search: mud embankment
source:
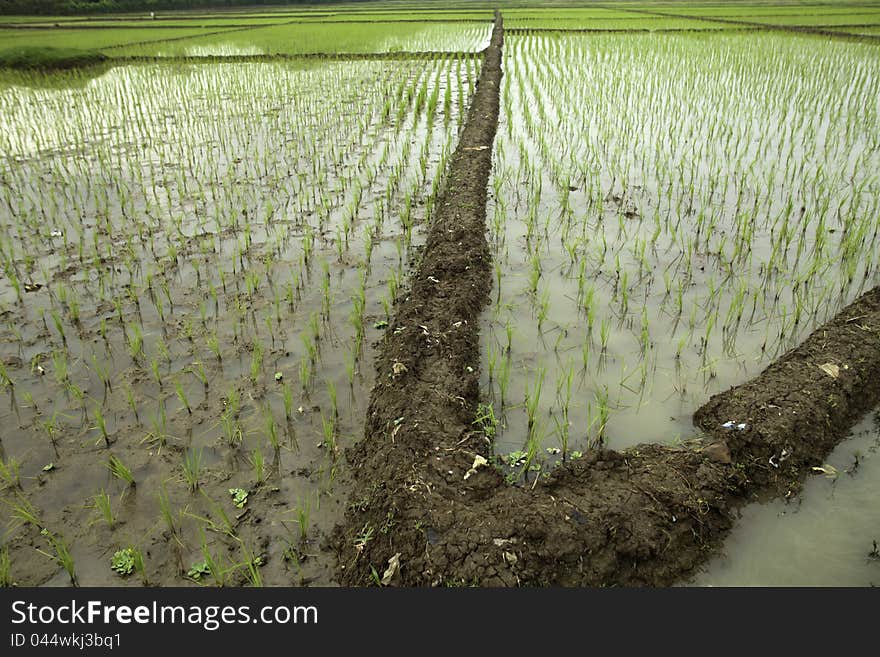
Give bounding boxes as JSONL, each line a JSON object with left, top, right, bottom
{"left": 335, "top": 8, "right": 880, "bottom": 586}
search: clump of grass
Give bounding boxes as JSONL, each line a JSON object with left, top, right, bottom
{"left": 0, "top": 545, "right": 12, "bottom": 586}
{"left": 107, "top": 454, "right": 135, "bottom": 489}
{"left": 88, "top": 489, "right": 115, "bottom": 529}
{"left": 0, "top": 457, "right": 22, "bottom": 490}
{"left": 181, "top": 448, "right": 203, "bottom": 492}
{"left": 37, "top": 531, "right": 77, "bottom": 586}
{"left": 0, "top": 46, "right": 107, "bottom": 71}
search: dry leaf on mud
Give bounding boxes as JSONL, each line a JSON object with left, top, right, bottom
{"left": 818, "top": 363, "right": 840, "bottom": 378}
{"left": 463, "top": 145, "right": 489, "bottom": 151}
{"left": 381, "top": 553, "right": 402, "bottom": 585}
{"left": 463, "top": 455, "right": 488, "bottom": 480}
{"left": 811, "top": 464, "right": 839, "bottom": 479}
{"left": 392, "top": 361, "right": 407, "bottom": 375}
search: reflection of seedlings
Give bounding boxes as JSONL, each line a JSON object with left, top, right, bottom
{"left": 265, "top": 408, "right": 280, "bottom": 460}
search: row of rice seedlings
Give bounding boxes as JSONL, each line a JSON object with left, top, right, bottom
{"left": 0, "top": 53, "right": 481, "bottom": 583}
{"left": 483, "top": 31, "right": 880, "bottom": 472}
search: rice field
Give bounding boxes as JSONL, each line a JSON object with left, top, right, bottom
{"left": 482, "top": 29, "right": 880, "bottom": 471}
{"left": 0, "top": 42, "right": 480, "bottom": 585}
{"left": 1, "top": 0, "right": 879, "bottom": 588}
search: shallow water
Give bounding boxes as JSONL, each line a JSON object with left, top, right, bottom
{"left": 0, "top": 57, "right": 479, "bottom": 586}
{"left": 691, "top": 411, "right": 880, "bottom": 586}
{"left": 481, "top": 32, "right": 880, "bottom": 468}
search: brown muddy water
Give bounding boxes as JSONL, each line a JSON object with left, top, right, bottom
{"left": 0, "top": 56, "right": 479, "bottom": 586}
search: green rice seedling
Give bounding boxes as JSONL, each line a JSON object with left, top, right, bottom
{"left": 0, "top": 545, "right": 11, "bottom": 587}
{"left": 89, "top": 489, "right": 114, "bottom": 529}
{"left": 7, "top": 494, "right": 42, "bottom": 531}
{"left": 592, "top": 386, "right": 610, "bottom": 447}
{"left": 92, "top": 403, "right": 111, "bottom": 447}
{"left": 237, "top": 539, "right": 264, "bottom": 587}
{"left": 127, "top": 324, "right": 144, "bottom": 364}
{"left": 207, "top": 332, "right": 222, "bottom": 362}
{"left": 0, "top": 457, "right": 21, "bottom": 490}
{"left": 281, "top": 382, "right": 294, "bottom": 422}
{"left": 473, "top": 402, "right": 499, "bottom": 439}
{"left": 186, "top": 491, "right": 236, "bottom": 540}
{"left": 189, "top": 361, "right": 208, "bottom": 391}
{"left": 0, "top": 360, "right": 13, "bottom": 389}
{"left": 37, "top": 531, "right": 77, "bottom": 586}
{"left": 321, "top": 413, "right": 337, "bottom": 457}
{"left": 294, "top": 497, "right": 311, "bottom": 544}
{"left": 157, "top": 484, "right": 181, "bottom": 545}
{"left": 193, "top": 530, "right": 228, "bottom": 587}
{"left": 524, "top": 368, "right": 546, "bottom": 432}
{"left": 250, "top": 447, "right": 265, "bottom": 485}
{"left": 221, "top": 410, "right": 242, "bottom": 449}
{"left": 174, "top": 380, "right": 192, "bottom": 415}
{"left": 150, "top": 357, "right": 162, "bottom": 388}
{"left": 181, "top": 448, "right": 203, "bottom": 492}
{"left": 107, "top": 454, "right": 135, "bottom": 489}
{"left": 50, "top": 309, "right": 66, "bottom": 345}
{"left": 265, "top": 408, "right": 280, "bottom": 460}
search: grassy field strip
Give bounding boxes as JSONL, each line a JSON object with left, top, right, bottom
{"left": 108, "top": 22, "right": 493, "bottom": 57}
{"left": 0, "top": 26, "right": 245, "bottom": 52}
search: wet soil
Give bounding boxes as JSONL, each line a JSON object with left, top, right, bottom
{"left": 335, "top": 10, "right": 880, "bottom": 586}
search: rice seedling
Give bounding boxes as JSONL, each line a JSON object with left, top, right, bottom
{"left": 107, "top": 454, "right": 135, "bottom": 489}
{"left": 0, "top": 457, "right": 21, "bottom": 490}
{"left": 37, "top": 531, "right": 77, "bottom": 586}
{"left": 157, "top": 483, "right": 181, "bottom": 545}
{"left": 181, "top": 448, "right": 203, "bottom": 492}
{"left": 88, "top": 489, "right": 115, "bottom": 529}
{"left": 0, "top": 546, "right": 12, "bottom": 587}
{"left": 6, "top": 494, "right": 42, "bottom": 532}
{"left": 250, "top": 447, "right": 265, "bottom": 485}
